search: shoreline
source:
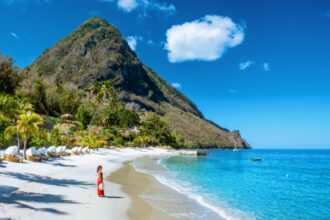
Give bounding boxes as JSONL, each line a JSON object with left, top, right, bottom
{"left": 0, "top": 147, "right": 172, "bottom": 220}
{"left": 112, "top": 155, "right": 223, "bottom": 220}
{"left": 109, "top": 161, "right": 175, "bottom": 220}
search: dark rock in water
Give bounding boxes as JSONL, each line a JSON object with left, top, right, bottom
{"left": 25, "top": 17, "right": 251, "bottom": 149}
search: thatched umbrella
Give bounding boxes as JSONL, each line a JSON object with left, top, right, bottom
{"left": 61, "top": 114, "right": 73, "bottom": 120}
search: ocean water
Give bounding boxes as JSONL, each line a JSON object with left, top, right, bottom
{"left": 135, "top": 149, "right": 330, "bottom": 220}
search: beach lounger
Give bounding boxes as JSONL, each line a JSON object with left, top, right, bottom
{"left": 26, "top": 147, "right": 43, "bottom": 162}
{"left": 41, "top": 155, "right": 49, "bottom": 160}
{"left": 4, "top": 154, "right": 22, "bottom": 163}
{"left": 82, "top": 147, "right": 90, "bottom": 154}
{"left": 56, "top": 152, "right": 67, "bottom": 157}
{"left": 27, "top": 155, "right": 42, "bottom": 162}
{"left": 71, "top": 147, "right": 81, "bottom": 155}
{"left": 71, "top": 151, "right": 80, "bottom": 155}
{"left": 37, "top": 148, "right": 49, "bottom": 160}
{"left": 47, "top": 152, "right": 58, "bottom": 158}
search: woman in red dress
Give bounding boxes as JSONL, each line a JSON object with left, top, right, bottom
{"left": 97, "top": 165, "right": 105, "bottom": 197}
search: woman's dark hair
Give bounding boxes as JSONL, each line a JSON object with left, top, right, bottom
{"left": 97, "top": 165, "right": 102, "bottom": 173}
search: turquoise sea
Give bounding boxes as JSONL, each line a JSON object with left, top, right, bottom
{"left": 138, "top": 149, "right": 330, "bottom": 220}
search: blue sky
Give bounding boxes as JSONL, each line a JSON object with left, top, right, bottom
{"left": 1, "top": 0, "right": 330, "bottom": 148}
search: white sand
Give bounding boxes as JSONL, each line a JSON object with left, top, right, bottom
{"left": 0, "top": 147, "right": 171, "bottom": 220}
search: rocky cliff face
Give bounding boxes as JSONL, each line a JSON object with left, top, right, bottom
{"left": 26, "top": 17, "right": 250, "bottom": 149}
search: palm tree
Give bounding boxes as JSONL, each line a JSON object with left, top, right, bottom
{"left": 16, "top": 98, "right": 33, "bottom": 113}
{"left": 0, "top": 95, "right": 33, "bottom": 149}
{"left": 0, "top": 95, "right": 18, "bottom": 120}
{"left": 89, "top": 80, "right": 116, "bottom": 105}
{"left": 5, "top": 111, "right": 43, "bottom": 159}
{"left": 100, "top": 81, "right": 116, "bottom": 100}
{"left": 134, "top": 135, "right": 151, "bottom": 147}
{"left": 88, "top": 81, "right": 101, "bottom": 95}
{"left": 95, "top": 93, "right": 104, "bottom": 105}
{"left": 76, "top": 134, "right": 107, "bottom": 149}
{"left": 0, "top": 95, "right": 21, "bottom": 148}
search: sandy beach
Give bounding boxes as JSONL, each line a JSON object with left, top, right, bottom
{"left": 0, "top": 148, "right": 172, "bottom": 220}
{"left": 110, "top": 161, "right": 175, "bottom": 220}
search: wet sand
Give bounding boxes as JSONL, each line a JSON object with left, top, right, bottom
{"left": 109, "top": 161, "right": 174, "bottom": 220}
{"left": 109, "top": 156, "right": 221, "bottom": 220}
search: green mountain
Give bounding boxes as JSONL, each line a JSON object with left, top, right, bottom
{"left": 26, "top": 17, "right": 250, "bottom": 149}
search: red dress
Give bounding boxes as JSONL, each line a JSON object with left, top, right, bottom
{"left": 97, "top": 171, "right": 105, "bottom": 197}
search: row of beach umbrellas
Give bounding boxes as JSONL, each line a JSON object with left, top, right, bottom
{"left": 1, "top": 145, "right": 91, "bottom": 162}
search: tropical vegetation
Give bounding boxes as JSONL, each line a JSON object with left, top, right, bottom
{"left": 0, "top": 54, "right": 181, "bottom": 150}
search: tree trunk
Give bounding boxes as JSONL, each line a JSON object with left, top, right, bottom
{"left": 17, "top": 133, "right": 21, "bottom": 150}
{"left": 23, "top": 138, "right": 28, "bottom": 160}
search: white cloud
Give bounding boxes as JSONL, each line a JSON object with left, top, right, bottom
{"left": 126, "top": 35, "right": 142, "bottom": 51}
{"left": 117, "top": 0, "right": 137, "bottom": 12}
{"left": 171, "top": 82, "right": 181, "bottom": 89}
{"left": 126, "top": 36, "right": 138, "bottom": 51}
{"left": 228, "top": 89, "right": 236, "bottom": 93}
{"left": 263, "top": 62, "right": 270, "bottom": 71}
{"left": 100, "top": 0, "right": 176, "bottom": 15}
{"left": 140, "top": 0, "right": 175, "bottom": 15}
{"left": 239, "top": 60, "right": 254, "bottom": 70}
{"left": 165, "top": 15, "right": 245, "bottom": 63}
{"left": 10, "top": 32, "right": 20, "bottom": 40}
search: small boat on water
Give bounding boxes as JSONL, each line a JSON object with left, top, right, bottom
{"left": 233, "top": 148, "right": 239, "bottom": 152}
{"left": 250, "top": 157, "right": 262, "bottom": 162}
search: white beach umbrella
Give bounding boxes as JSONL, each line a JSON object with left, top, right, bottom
{"left": 48, "top": 146, "right": 57, "bottom": 153}
{"left": 26, "top": 147, "right": 40, "bottom": 156}
{"left": 56, "top": 146, "right": 61, "bottom": 153}
{"left": 5, "top": 146, "right": 19, "bottom": 156}
{"left": 38, "top": 147, "right": 47, "bottom": 155}
{"left": 56, "top": 146, "right": 66, "bottom": 153}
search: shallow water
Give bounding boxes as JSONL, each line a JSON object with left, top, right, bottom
{"left": 135, "top": 149, "right": 330, "bottom": 220}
